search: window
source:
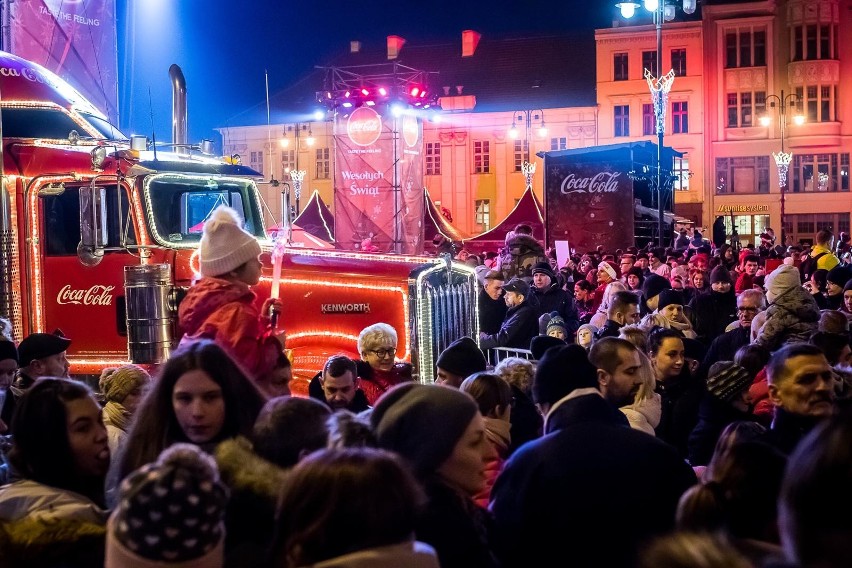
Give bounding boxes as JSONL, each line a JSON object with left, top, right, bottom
{"left": 473, "top": 140, "right": 490, "bottom": 173}
{"left": 785, "top": 213, "right": 850, "bottom": 245}
{"left": 426, "top": 142, "right": 441, "bottom": 175}
{"left": 725, "top": 27, "right": 767, "bottom": 68}
{"left": 721, "top": 214, "right": 770, "bottom": 248}
{"left": 315, "top": 148, "right": 329, "bottom": 179}
{"left": 475, "top": 200, "right": 491, "bottom": 231}
{"left": 796, "top": 84, "right": 834, "bottom": 122}
{"left": 614, "top": 53, "right": 629, "bottom": 81}
{"left": 642, "top": 51, "right": 657, "bottom": 77}
{"left": 250, "top": 151, "right": 264, "bottom": 174}
{"left": 715, "top": 156, "right": 770, "bottom": 194}
{"left": 281, "top": 149, "right": 295, "bottom": 174}
{"left": 726, "top": 91, "right": 765, "bottom": 127}
{"left": 642, "top": 104, "right": 654, "bottom": 136}
{"left": 673, "top": 157, "right": 690, "bottom": 191}
{"left": 43, "top": 185, "right": 137, "bottom": 255}
{"left": 614, "top": 105, "right": 630, "bottom": 137}
{"left": 550, "top": 137, "right": 567, "bottom": 150}
{"left": 672, "top": 101, "right": 688, "bottom": 134}
{"left": 671, "top": 49, "right": 686, "bottom": 76}
{"left": 793, "top": 24, "right": 836, "bottom": 61}
{"left": 792, "top": 153, "right": 850, "bottom": 192}
{"left": 513, "top": 140, "right": 529, "bottom": 172}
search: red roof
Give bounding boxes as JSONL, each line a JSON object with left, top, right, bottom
{"left": 463, "top": 185, "right": 544, "bottom": 254}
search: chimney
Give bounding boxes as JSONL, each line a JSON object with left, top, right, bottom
{"left": 387, "top": 35, "right": 406, "bottom": 60}
{"left": 462, "top": 30, "right": 481, "bottom": 57}
{"left": 350, "top": 41, "right": 361, "bottom": 53}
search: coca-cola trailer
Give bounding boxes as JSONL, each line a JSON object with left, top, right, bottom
{"left": 0, "top": 51, "right": 478, "bottom": 388}
{"left": 541, "top": 141, "right": 683, "bottom": 251}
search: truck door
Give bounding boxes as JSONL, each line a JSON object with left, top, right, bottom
{"left": 37, "top": 185, "right": 139, "bottom": 361}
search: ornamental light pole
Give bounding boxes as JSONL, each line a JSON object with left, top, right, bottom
{"left": 280, "top": 123, "right": 315, "bottom": 215}
{"left": 759, "top": 91, "right": 803, "bottom": 246}
{"left": 508, "top": 109, "right": 547, "bottom": 199}
{"left": 616, "top": 0, "right": 696, "bottom": 246}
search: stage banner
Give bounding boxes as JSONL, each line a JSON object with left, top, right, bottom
{"left": 398, "top": 114, "right": 424, "bottom": 254}
{"left": 334, "top": 107, "right": 424, "bottom": 253}
{"left": 544, "top": 159, "right": 635, "bottom": 254}
{"left": 9, "top": 0, "right": 118, "bottom": 124}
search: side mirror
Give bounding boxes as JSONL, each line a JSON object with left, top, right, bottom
{"left": 78, "top": 184, "right": 107, "bottom": 266}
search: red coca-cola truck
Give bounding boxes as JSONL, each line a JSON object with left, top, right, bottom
{"left": 0, "top": 51, "right": 478, "bottom": 389}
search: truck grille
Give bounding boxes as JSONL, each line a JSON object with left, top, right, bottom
{"left": 411, "top": 261, "right": 479, "bottom": 383}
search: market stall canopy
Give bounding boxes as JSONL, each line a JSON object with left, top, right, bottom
{"left": 292, "top": 190, "right": 335, "bottom": 243}
{"left": 462, "top": 185, "right": 544, "bottom": 255}
{"left": 423, "top": 188, "right": 470, "bottom": 245}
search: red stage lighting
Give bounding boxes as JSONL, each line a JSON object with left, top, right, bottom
{"left": 361, "top": 88, "right": 369, "bottom": 96}
{"left": 409, "top": 86, "right": 420, "bottom": 97}
{"left": 419, "top": 90, "right": 427, "bottom": 98}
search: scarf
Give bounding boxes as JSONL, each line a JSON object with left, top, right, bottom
{"left": 103, "top": 400, "right": 131, "bottom": 433}
{"left": 483, "top": 416, "right": 511, "bottom": 455}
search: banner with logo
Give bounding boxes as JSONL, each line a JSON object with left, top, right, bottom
{"left": 9, "top": 0, "right": 119, "bottom": 124}
{"left": 544, "top": 158, "right": 635, "bottom": 253}
{"left": 334, "top": 107, "right": 424, "bottom": 254}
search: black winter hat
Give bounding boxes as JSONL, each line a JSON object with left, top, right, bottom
{"left": 530, "top": 335, "right": 566, "bottom": 360}
{"left": 532, "top": 344, "right": 598, "bottom": 407}
{"left": 827, "top": 264, "right": 852, "bottom": 288}
{"left": 682, "top": 337, "right": 706, "bottom": 362}
{"left": 532, "top": 261, "right": 556, "bottom": 281}
{"left": 435, "top": 337, "right": 487, "bottom": 379}
{"left": 657, "top": 289, "right": 685, "bottom": 311}
{"left": 706, "top": 361, "right": 752, "bottom": 403}
{"left": 17, "top": 331, "right": 71, "bottom": 367}
{"left": 0, "top": 341, "right": 17, "bottom": 364}
{"left": 503, "top": 277, "right": 530, "bottom": 297}
{"left": 710, "top": 265, "right": 733, "bottom": 284}
{"left": 642, "top": 274, "right": 671, "bottom": 301}
{"left": 374, "top": 384, "right": 479, "bottom": 476}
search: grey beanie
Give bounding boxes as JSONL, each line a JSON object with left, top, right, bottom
{"left": 374, "top": 384, "right": 479, "bottom": 477}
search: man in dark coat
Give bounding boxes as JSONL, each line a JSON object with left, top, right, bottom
{"left": 308, "top": 355, "right": 371, "bottom": 412}
{"left": 530, "top": 262, "right": 579, "bottom": 336}
{"left": 700, "top": 289, "right": 765, "bottom": 374}
{"left": 594, "top": 291, "right": 640, "bottom": 340}
{"left": 478, "top": 270, "right": 507, "bottom": 335}
{"left": 762, "top": 343, "right": 835, "bottom": 455}
{"left": 689, "top": 265, "right": 737, "bottom": 346}
{"left": 490, "top": 344, "right": 696, "bottom": 568}
{"left": 479, "top": 278, "right": 539, "bottom": 351}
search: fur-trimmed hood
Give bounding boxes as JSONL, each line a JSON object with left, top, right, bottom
{"left": 214, "top": 437, "right": 289, "bottom": 501}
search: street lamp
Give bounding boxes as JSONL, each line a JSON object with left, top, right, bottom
{"left": 616, "top": 0, "right": 696, "bottom": 247}
{"left": 280, "top": 123, "right": 315, "bottom": 214}
{"left": 759, "top": 90, "right": 803, "bottom": 246}
{"left": 507, "top": 109, "right": 547, "bottom": 164}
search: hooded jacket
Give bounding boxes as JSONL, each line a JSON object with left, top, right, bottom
{"left": 496, "top": 233, "right": 547, "bottom": 281}
{"left": 754, "top": 265, "right": 820, "bottom": 351}
{"left": 490, "top": 390, "right": 696, "bottom": 568}
{"left": 178, "top": 277, "right": 282, "bottom": 390}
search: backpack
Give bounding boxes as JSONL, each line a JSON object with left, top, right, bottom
{"left": 799, "top": 251, "right": 828, "bottom": 283}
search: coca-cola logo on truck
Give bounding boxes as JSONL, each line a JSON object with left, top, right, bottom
{"left": 57, "top": 285, "right": 115, "bottom": 306}
{"left": 560, "top": 171, "right": 622, "bottom": 195}
{"left": 347, "top": 107, "right": 383, "bottom": 146}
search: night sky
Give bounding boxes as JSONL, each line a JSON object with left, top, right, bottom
{"left": 117, "top": 0, "right": 612, "bottom": 146}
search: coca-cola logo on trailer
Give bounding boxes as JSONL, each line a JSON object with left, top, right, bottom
{"left": 347, "top": 107, "right": 383, "bottom": 146}
{"left": 57, "top": 285, "right": 115, "bottom": 306}
{"left": 560, "top": 171, "right": 622, "bottom": 195}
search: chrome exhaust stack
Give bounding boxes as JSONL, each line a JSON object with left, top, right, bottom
{"left": 169, "top": 64, "right": 188, "bottom": 155}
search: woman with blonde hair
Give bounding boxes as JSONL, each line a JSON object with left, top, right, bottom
{"left": 355, "top": 323, "right": 413, "bottom": 406}
{"left": 653, "top": 290, "right": 697, "bottom": 339}
{"left": 494, "top": 357, "right": 541, "bottom": 453}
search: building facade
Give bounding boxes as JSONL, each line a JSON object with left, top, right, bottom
{"left": 220, "top": 0, "right": 851, "bottom": 248}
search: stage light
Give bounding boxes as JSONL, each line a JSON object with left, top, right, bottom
{"left": 361, "top": 88, "right": 370, "bottom": 96}
{"left": 419, "top": 90, "right": 427, "bottom": 98}
{"left": 409, "top": 86, "right": 420, "bottom": 97}
{"left": 325, "top": 91, "right": 332, "bottom": 99}
{"left": 313, "top": 109, "right": 325, "bottom": 120}
{"left": 391, "top": 104, "right": 404, "bottom": 117}
{"left": 378, "top": 87, "right": 388, "bottom": 96}
{"left": 342, "top": 101, "right": 353, "bottom": 108}
{"left": 344, "top": 90, "right": 351, "bottom": 98}
{"left": 366, "top": 100, "right": 376, "bottom": 106}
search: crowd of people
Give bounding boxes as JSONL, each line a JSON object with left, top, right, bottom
{"left": 0, "top": 210, "right": 851, "bottom": 567}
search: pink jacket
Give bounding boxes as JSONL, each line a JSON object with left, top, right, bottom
{"left": 178, "top": 277, "right": 281, "bottom": 390}
{"left": 474, "top": 417, "right": 510, "bottom": 508}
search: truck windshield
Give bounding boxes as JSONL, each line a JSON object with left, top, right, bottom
{"left": 145, "top": 174, "right": 265, "bottom": 247}
{"left": 80, "top": 112, "right": 128, "bottom": 141}
{"left": 1, "top": 107, "right": 85, "bottom": 139}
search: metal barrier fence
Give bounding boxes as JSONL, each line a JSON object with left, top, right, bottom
{"left": 488, "top": 347, "right": 535, "bottom": 367}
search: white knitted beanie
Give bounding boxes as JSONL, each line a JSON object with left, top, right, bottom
{"left": 199, "top": 206, "right": 262, "bottom": 277}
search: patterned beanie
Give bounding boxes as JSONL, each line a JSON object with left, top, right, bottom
{"left": 199, "top": 205, "right": 262, "bottom": 277}
{"left": 706, "top": 361, "right": 752, "bottom": 403}
{"left": 546, "top": 314, "right": 568, "bottom": 337}
{"left": 106, "top": 444, "right": 229, "bottom": 568}
{"left": 99, "top": 365, "right": 151, "bottom": 403}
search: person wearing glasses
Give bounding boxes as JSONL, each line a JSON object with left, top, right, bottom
{"left": 699, "top": 289, "right": 766, "bottom": 380}
{"left": 355, "top": 323, "right": 413, "bottom": 406}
